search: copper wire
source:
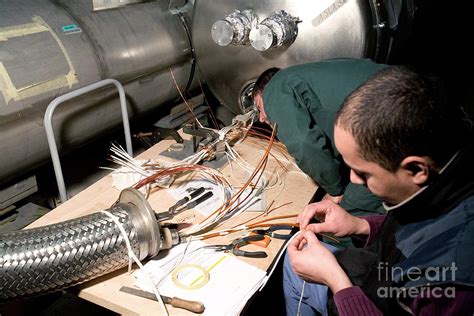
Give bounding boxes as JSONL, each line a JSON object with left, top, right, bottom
{"left": 232, "top": 201, "right": 293, "bottom": 228}
{"left": 195, "top": 124, "right": 277, "bottom": 228}
{"left": 169, "top": 67, "right": 203, "bottom": 128}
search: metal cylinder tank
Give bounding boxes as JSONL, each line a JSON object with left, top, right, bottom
{"left": 192, "top": 0, "right": 402, "bottom": 114}
{"left": 0, "top": 0, "right": 195, "bottom": 185}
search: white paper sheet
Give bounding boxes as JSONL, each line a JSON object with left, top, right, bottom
{"left": 135, "top": 241, "right": 267, "bottom": 315}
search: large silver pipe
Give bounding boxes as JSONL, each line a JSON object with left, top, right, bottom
{"left": 0, "top": 0, "right": 195, "bottom": 185}
{"left": 0, "top": 189, "right": 162, "bottom": 301}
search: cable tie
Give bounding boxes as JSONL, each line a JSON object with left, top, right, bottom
{"left": 100, "top": 210, "right": 168, "bottom": 316}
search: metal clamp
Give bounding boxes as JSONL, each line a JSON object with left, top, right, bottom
{"left": 183, "top": 123, "right": 224, "bottom": 157}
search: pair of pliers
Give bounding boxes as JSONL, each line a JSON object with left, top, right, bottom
{"left": 253, "top": 225, "right": 296, "bottom": 240}
{"left": 202, "top": 235, "right": 268, "bottom": 258}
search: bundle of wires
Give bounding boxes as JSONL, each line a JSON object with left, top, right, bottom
{"left": 180, "top": 124, "right": 278, "bottom": 237}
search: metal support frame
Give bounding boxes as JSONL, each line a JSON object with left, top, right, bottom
{"left": 44, "top": 79, "right": 133, "bottom": 203}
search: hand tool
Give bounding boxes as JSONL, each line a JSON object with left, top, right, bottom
{"left": 253, "top": 225, "right": 296, "bottom": 240}
{"left": 168, "top": 187, "right": 206, "bottom": 214}
{"left": 119, "top": 286, "right": 205, "bottom": 314}
{"left": 170, "top": 191, "right": 214, "bottom": 215}
{"left": 202, "top": 235, "right": 268, "bottom": 258}
{"left": 155, "top": 190, "right": 214, "bottom": 221}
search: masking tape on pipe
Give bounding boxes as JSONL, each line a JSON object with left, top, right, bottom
{"left": 0, "top": 22, "right": 48, "bottom": 41}
{"left": 0, "top": 16, "right": 77, "bottom": 105}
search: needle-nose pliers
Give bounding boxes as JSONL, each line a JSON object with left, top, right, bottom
{"left": 202, "top": 235, "right": 268, "bottom": 258}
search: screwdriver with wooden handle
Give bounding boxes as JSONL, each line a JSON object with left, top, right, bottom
{"left": 119, "top": 286, "right": 205, "bottom": 314}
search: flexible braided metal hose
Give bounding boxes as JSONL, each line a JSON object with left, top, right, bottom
{"left": 0, "top": 189, "right": 161, "bottom": 301}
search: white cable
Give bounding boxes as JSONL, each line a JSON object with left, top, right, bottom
{"left": 297, "top": 281, "right": 306, "bottom": 316}
{"left": 225, "top": 144, "right": 255, "bottom": 174}
{"left": 259, "top": 231, "right": 302, "bottom": 291}
{"left": 157, "top": 236, "right": 196, "bottom": 286}
{"left": 108, "top": 145, "right": 175, "bottom": 187}
{"left": 100, "top": 210, "right": 168, "bottom": 316}
{"left": 225, "top": 144, "right": 271, "bottom": 192}
{"left": 225, "top": 143, "right": 282, "bottom": 193}
{"left": 257, "top": 230, "right": 306, "bottom": 315}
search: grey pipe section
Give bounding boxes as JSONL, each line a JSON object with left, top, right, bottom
{"left": 0, "top": 188, "right": 161, "bottom": 301}
{"left": 44, "top": 79, "right": 132, "bottom": 203}
{"left": 0, "top": 0, "right": 195, "bottom": 185}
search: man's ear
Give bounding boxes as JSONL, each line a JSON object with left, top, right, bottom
{"left": 400, "top": 156, "right": 432, "bottom": 185}
{"left": 255, "top": 94, "right": 263, "bottom": 107}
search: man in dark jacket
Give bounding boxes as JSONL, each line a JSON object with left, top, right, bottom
{"left": 253, "top": 58, "right": 386, "bottom": 217}
{"left": 284, "top": 66, "right": 474, "bottom": 315}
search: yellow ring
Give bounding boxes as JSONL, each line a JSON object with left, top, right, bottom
{"left": 171, "top": 264, "right": 210, "bottom": 290}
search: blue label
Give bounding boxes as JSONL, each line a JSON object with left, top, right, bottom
{"left": 61, "top": 24, "right": 82, "bottom": 35}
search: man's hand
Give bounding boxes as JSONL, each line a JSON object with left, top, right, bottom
{"left": 322, "top": 193, "right": 343, "bottom": 204}
{"left": 298, "top": 200, "right": 370, "bottom": 237}
{"left": 288, "top": 230, "right": 352, "bottom": 293}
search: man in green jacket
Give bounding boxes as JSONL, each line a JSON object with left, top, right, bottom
{"left": 252, "top": 58, "right": 386, "bottom": 217}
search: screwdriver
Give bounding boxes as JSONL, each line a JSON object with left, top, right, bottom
{"left": 119, "top": 286, "right": 205, "bottom": 313}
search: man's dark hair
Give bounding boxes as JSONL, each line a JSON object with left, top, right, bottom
{"left": 252, "top": 67, "right": 281, "bottom": 99}
{"left": 335, "top": 66, "right": 471, "bottom": 172}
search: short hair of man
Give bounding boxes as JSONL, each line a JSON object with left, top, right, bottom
{"left": 252, "top": 67, "right": 281, "bottom": 99}
{"left": 335, "top": 66, "right": 471, "bottom": 172}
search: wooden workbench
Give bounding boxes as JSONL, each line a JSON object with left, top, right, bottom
{"left": 28, "top": 133, "right": 317, "bottom": 315}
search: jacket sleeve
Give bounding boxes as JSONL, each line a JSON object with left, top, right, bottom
{"left": 409, "top": 286, "right": 474, "bottom": 315}
{"left": 334, "top": 284, "right": 474, "bottom": 315}
{"left": 351, "top": 215, "right": 386, "bottom": 247}
{"left": 265, "top": 77, "right": 344, "bottom": 195}
{"left": 334, "top": 286, "right": 383, "bottom": 316}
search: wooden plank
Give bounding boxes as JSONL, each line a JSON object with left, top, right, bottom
{"left": 27, "top": 132, "right": 317, "bottom": 315}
